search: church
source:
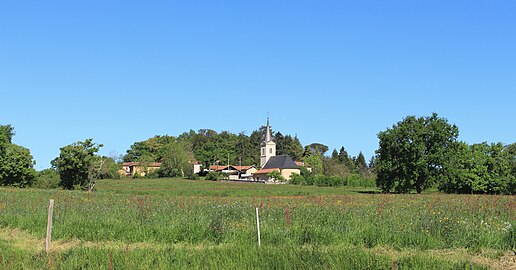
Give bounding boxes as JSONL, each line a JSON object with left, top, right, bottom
{"left": 253, "top": 118, "right": 301, "bottom": 181}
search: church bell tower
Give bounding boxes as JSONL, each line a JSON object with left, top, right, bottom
{"left": 260, "top": 117, "right": 276, "bottom": 168}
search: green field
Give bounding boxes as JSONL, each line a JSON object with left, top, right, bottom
{"left": 1, "top": 178, "right": 515, "bottom": 269}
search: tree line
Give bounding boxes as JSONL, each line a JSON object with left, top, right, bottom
{"left": 1, "top": 113, "right": 514, "bottom": 194}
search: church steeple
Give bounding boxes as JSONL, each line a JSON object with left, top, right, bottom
{"left": 260, "top": 116, "right": 276, "bottom": 168}
{"left": 265, "top": 116, "right": 271, "bottom": 142}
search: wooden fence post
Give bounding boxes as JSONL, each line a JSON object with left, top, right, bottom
{"left": 256, "top": 207, "right": 261, "bottom": 248}
{"left": 45, "top": 199, "right": 54, "bottom": 253}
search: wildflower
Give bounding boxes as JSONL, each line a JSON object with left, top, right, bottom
{"left": 502, "top": 221, "right": 512, "bottom": 232}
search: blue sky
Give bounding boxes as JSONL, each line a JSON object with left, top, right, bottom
{"left": 1, "top": 1, "right": 515, "bottom": 170}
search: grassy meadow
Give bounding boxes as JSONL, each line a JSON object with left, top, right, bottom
{"left": 0, "top": 178, "right": 515, "bottom": 269}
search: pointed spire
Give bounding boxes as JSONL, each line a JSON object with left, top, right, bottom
{"left": 265, "top": 115, "right": 271, "bottom": 142}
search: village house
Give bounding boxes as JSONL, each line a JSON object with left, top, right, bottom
{"left": 122, "top": 160, "right": 202, "bottom": 177}
{"left": 121, "top": 162, "right": 162, "bottom": 177}
{"left": 209, "top": 165, "right": 258, "bottom": 180}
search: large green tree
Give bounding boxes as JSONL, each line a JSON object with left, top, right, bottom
{"left": 123, "top": 135, "right": 176, "bottom": 162}
{"left": 440, "top": 142, "right": 515, "bottom": 194}
{"left": 52, "top": 139, "right": 103, "bottom": 190}
{"left": 0, "top": 144, "right": 36, "bottom": 187}
{"left": 304, "top": 143, "right": 329, "bottom": 156}
{"left": 0, "top": 124, "right": 36, "bottom": 187}
{"left": 159, "top": 141, "right": 195, "bottom": 178}
{"left": 354, "top": 151, "right": 368, "bottom": 177}
{"left": 338, "top": 146, "right": 355, "bottom": 171}
{"left": 376, "top": 113, "right": 459, "bottom": 193}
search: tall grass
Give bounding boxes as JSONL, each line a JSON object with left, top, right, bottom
{"left": 0, "top": 178, "right": 514, "bottom": 269}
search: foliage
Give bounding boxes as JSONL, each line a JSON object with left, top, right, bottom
{"left": 94, "top": 157, "right": 121, "bottom": 179}
{"left": 302, "top": 154, "right": 323, "bottom": 175}
{"left": 33, "top": 168, "right": 60, "bottom": 189}
{"left": 267, "top": 170, "right": 285, "bottom": 181}
{"left": 275, "top": 134, "right": 304, "bottom": 161}
{"left": 51, "top": 138, "right": 103, "bottom": 190}
{"left": 0, "top": 124, "right": 14, "bottom": 147}
{"left": 507, "top": 142, "right": 516, "bottom": 178}
{"left": 0, "top": 124, "right": 36, "bottom": 187}
{"left": 304, "top": 143, "right": 329, "bottom": 156}
{"left": 338, "top": 146, "right": 355, "bottom": 171}
{"left": 354, "top": 151, "right": 368, "bottom": 177}
{"left": 124, "top": 126, "right": 305, "bottom": 171}
{"left": 440, "top": 142, "right": 515, "bottom": 194}
{"left": 0, "top": 144, "right": 36, "bottom": 187}
{"left": 290, "top": 173, "right": 376, "bottom": 188}
{"left": 123, "top": 135, "right": 176, "bottom": 162}
{"left": 289, "top": 173, "right": 305, "bottom": 185}
{"left": 159, "top": 141, "right": 194, "bottom": 178}
{"left": 205, "top": 172, "right": 227, "bottom": 181}
{"left": 376, "top": 113, "right": 459, "bottom": 193}
{"left": 323, "top": 158, "right": 352, "bottom": 178}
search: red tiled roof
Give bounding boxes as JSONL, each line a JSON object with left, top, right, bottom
{"left": 233, "top": 165, "right": 254, "bottom": 171}
{"left": 209, "top": 165, "right": 227, "bottom": 171}
{"left": 253, "top": 168, "right": 280, "bottom": 175}
{"left": 295, "top": 161, "right": 311, "bottom": 167}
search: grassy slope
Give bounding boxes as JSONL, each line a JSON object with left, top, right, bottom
{"left": 95, "top": 178, "right": 379, "bottom": 196}
{"left": 0, "top": 178, "right": 514, "bottom": 269}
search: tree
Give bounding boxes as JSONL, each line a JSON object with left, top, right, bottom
{"left": 375, "top": 113, "right": 459, "bottom": 193}
{"left": 236, "top": 132, "right": 256, "bottom": 166}
{"left": 123, "top": 135, "right": 176, "bottom": 162}
{"left": 267, "top": 170, "right": 285, "bottom": 181}
{"left": 0, "top": 124, "right": 14, "bottom": 147}
{"left": 0, "top": 144, "right": 36, "bottom": 187}
{"left": 281, "top": 135, "right": 304, "bottom": 161}
{"left": 338, "top": 146, "right": 354, "bottom": 171}
{"left": 159, "top": 141, "right": 194, "bottom": 178}
{"left": 354, "top": 151, "right": 368, "bottom": 177}
{"left": 331, "top": 149, "right": 339, "bottom": 160}
{"left": 0, "top": 124, "right": 36, "bottom": 187}
{"left": 303, "top": 154, "right": 324, "bottom": 175}
{"left": 95, "top": 156, "right": 121, "bottom": 179}
{"left": 305, "top": 143, "right": 329, "bottom": 156}
{"left": 274, "top": 132, "right": 285, "bottom": 155}
{"left": 440, "top": 142, "right": 515, "bottom": 194}
{"left": 51, "top": 139, "right": 103, "bottom": 190}
{"left": 507, "top": 142, "right": 516, "bottom": 178}
{"left": 33, "top": 168, "right": 60, "bottom": 189}
{"left": 323, "top": 157, "right": 352, "bottom": 178}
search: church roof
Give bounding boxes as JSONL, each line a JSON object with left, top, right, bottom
{"left": 262, "top": 155, "right": 300, "bottom": 170}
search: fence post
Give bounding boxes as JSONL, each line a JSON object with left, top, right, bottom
{"left": 256, "top": 207, "right": 261, "bottom": 248}
{"left": 45, "top": 199, "right": 54, "bottom": 253}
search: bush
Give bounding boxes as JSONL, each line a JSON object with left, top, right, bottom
{"left": 145, "top": 170, "right": 160, "bottom": 179}
{"left": 33, "top": 169, "right": 60, "bottom": 189}
{"left": 289, "top": 173, "right": 376, "bottom": 188}
{"left": 267, "top": 170, "right": 285, "bottom": 181}
{"left": 206, "top": 172, "right": 220, "bottom": 181}
{"left": 346, "top": 174, "right": 376, "bottom": 187}
{"left": 188, "top": 174, "right": 200, "bottom": 180}
{"left": 289, "top": 173, "right": 305, "bottom": 185}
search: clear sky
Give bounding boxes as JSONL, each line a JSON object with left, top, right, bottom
{"left": 1, "top": 1, "right": 515, "bottom": 170}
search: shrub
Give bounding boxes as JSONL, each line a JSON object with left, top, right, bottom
{"left": 289, "top": 173, "right": 305, "bottom": 185}
{"left": 33, "top": 169, "right": 60, "bottom": 189}
{"left": 267, "top": 170, "right": 285, "bottom": 182}
{"left": 188, "top": 174, "right": 200, "bottom": 180}
{"left": 206, "top": 171, "right": 219, "bottom": 181}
